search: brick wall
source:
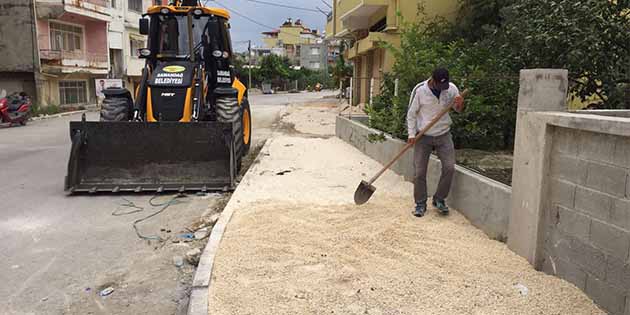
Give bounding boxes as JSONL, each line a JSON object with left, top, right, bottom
{"left": 541, "top": 126, "right": 630, "bottom": 315}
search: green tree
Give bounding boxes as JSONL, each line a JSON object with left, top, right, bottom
{"left": 367, "top": 0, "right": 630, "bottom": 152}
{"left": 453, "top": 0, "right": 509, "bottom": 41}
{"left": 258, "top": 54, "right": 289, "bottom": 86}
{"left": 494, "top": 0, "right": 630, "bottom": 108}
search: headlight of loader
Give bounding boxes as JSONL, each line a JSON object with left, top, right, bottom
{"left": 160, "top": 8, "right": 169, "bottom": 15}
{"left": 138, "top": 48, "right": 151, "bottom": 58}
{"left": 193, "top": 9, "right": 203, "bottom": 16}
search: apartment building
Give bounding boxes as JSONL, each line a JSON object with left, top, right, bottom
{"left": 262, "top": 18, "right": 323, "bottom": 65}
{"left": 0, "top": 0, "right": 152, "bottom": 107}
{"left": 299, "top": 43, "right": 328, "bottom": 71}
{"left": 250, "top": 47, "right": 287, "bottom": 66}
{"left": 326, "top": 0, "right": 459, "bottom": 106}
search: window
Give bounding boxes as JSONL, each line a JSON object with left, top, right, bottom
{"left": 50, "top": 22, "right": 83, "bottom": 52}
{"left": 309, "top": 61, "right": 320, "bottom": 69}
{"left": 130, "top": 37, "right": 144, "bottom": 58}
{"left": 59, "top": 81, "right": 87, "bottom": 105}
{"left": 111, "top": 0, "right": 116, "bottom": 8}
{"left": 311, "top": 47, "right": 320, "bottom": 55}
{"left": 128, "top": 0, "right": 142, "bottom": 12}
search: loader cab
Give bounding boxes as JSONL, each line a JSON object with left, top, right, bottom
{"left": 140, "top": 6, "right": 236, "bottom": 122}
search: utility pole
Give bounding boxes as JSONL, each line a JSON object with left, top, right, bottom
{"left": 248, "top": 40, "right": 252, "bottom": 89}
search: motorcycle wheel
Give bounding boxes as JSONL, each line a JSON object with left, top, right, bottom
{"left": 19, "top": 113, "right": 29, "bottom": 126}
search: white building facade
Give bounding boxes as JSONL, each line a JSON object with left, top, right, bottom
{"left": 108, "top": 0, "right": 151, "bottom": 95}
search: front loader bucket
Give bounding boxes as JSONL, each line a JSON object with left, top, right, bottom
{"left": 65, "top": 121, "right": 237, "bottom": 193}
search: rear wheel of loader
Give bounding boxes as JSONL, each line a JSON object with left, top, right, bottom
{"left": 100, "top": 97, "right": 130, "bottom": 122}
{"left": 241, "top": 99, "right": 252, "bottom": 155}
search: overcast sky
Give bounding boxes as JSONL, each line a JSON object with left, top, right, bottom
{"left": 203, "top": 0, "right": 330, "bottom": 51}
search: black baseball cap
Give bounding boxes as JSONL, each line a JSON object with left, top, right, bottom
{"left": 432, "top": 68, "right": 450, "bottom": 91}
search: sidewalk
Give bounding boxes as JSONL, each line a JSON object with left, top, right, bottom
{"left": 203, "top": 103, "right": 603, "bottom": 315}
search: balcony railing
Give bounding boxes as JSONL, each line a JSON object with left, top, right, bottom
{"left": 86, "top": 53, "right": 108, "bottom": 68}
{"left": 40, "top": 49, "right": 108, "bottom": 69}
{"left": 40, "top": 49, "right": 63, "bottom": 60}
{"left": 65, "top": 0, "right": 109, "bottom": 8}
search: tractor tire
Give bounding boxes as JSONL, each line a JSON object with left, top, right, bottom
{"left": 215, "top": 96, "right": 240, "bottom": 123}
{"left": 216, "top": 96, "right": 243, "bottom": 171}
{"left": 100, "top": 96, "right": 130, "bottom": 122}
{"left": 240, "top": 99, "right": 252, "bottom": 156}
{"left": 233, "top": 100, "right": 252, "bottom": 173}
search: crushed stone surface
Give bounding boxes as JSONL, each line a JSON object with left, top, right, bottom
{"left": 207, "top": 105, "right": 604, "bottom": 315}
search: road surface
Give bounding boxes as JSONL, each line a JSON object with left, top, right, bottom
{"left": 0, "top": 91, "right": 335, "bottom": 315}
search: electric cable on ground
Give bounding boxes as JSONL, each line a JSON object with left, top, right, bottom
{"left": 132, "top": 194, "right": 188, "bottom": 241}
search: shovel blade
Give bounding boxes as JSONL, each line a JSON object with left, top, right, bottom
{"left": 354, "top": 180, "right": 376, "bottom": 205}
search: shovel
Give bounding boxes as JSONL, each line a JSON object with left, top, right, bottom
{"left": 354, "top": 89, "right": 469, "bottom": 205}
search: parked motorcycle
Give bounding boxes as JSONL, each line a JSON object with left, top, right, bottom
{"left": 0, "top": 92, "right": 32, "bottom": 126}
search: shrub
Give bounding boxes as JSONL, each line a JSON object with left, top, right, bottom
{"left": 367, "top": 19, "right": 518, "bottom": 150}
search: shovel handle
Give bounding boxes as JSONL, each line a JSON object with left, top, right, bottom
{"left": 366, "top": 89, "right": 469, "bottom": 185}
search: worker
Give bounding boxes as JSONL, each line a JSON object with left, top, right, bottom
{"left": 406, "top": 67, "right": 465, "bottom": 217}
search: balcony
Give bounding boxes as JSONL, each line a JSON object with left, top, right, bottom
{"left": 339, "top": 0, "right": 388, "bottom": 32}
{"left": 347, "top": 32, "right": 399, "bottom": 60}
{"left": 40, "top": 49, "right": 109, "bottom": 74}
{"left": 36, "top": 0, "right": 111, "bottom": 21}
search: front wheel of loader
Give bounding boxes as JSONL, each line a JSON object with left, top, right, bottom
{"left": 101, "top": 89, "right": 133, "bottom": 122}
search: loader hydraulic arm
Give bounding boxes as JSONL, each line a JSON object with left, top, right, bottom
{"left": 133, "top": 63, "right": 150, "bottom": 121}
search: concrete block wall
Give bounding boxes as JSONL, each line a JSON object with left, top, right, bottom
{"left": 335, "top": 115, "right": 512, "bottom": 241}
{"left": 541, "top": 126, "right": 630, "bottom": 315}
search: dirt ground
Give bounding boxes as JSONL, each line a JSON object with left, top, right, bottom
{"left": 456, "top": 149, "right": 514, "bottom": 186}
{"left": 60, "top": 193, "right": 230, "bottom": 315}
{"left": 207, "top": 104, "right": 604, "bottom": 315}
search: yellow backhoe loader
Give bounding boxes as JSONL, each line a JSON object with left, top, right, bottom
{"left": 65, "top": 0, "right": 252, "bottom": 193}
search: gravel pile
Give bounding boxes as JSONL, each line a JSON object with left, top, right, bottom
{"left": 208, "top": 105, "right": 603, "bottom": 315}
{"left": 210, "top": 198, "right": 603, "bottom": 315}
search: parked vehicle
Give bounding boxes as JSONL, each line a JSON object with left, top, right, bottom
{"left": 262, "top": 83, "right": 274, "bottom": 94}
{"left": 0, "top": 92, "right": 31, "bottom": 126}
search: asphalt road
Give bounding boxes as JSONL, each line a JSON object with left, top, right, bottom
{"left": 0, "top": 91, "right": 334, "bottom": 315}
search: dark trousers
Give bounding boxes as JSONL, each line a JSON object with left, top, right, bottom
{"left": 413, "top": 132, "right": 455, "bottom": 204}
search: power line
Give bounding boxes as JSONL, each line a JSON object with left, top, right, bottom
{"left": 209, "top": 0, "right": 322, "bottom": 41}
{"left": 245, "top": 0, "right": 320, "bottom": 13}
{"left": 209, "top": 0, "right": 278, "bottom": 30}
{"left": 206, "top": 0, "right": 327, "bottom": 48}
{"left": 319, "top": 0, "right": 332, "bottom": 9}
{"left": 315, "top": 6, "right": 330, "bottom": 16}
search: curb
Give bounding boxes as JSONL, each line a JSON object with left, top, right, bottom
{"left": 31, "top": 106, "right": 98, "bottom": 122}
{"left": 187, "top": 140, "right": 272, "bottom": 315}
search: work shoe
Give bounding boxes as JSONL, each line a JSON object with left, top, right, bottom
{"left": 433, "top": 199, "right": 450, "bottom": 215}
{"left": 413, "top": 203, "right": 427, "bottom": 217}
